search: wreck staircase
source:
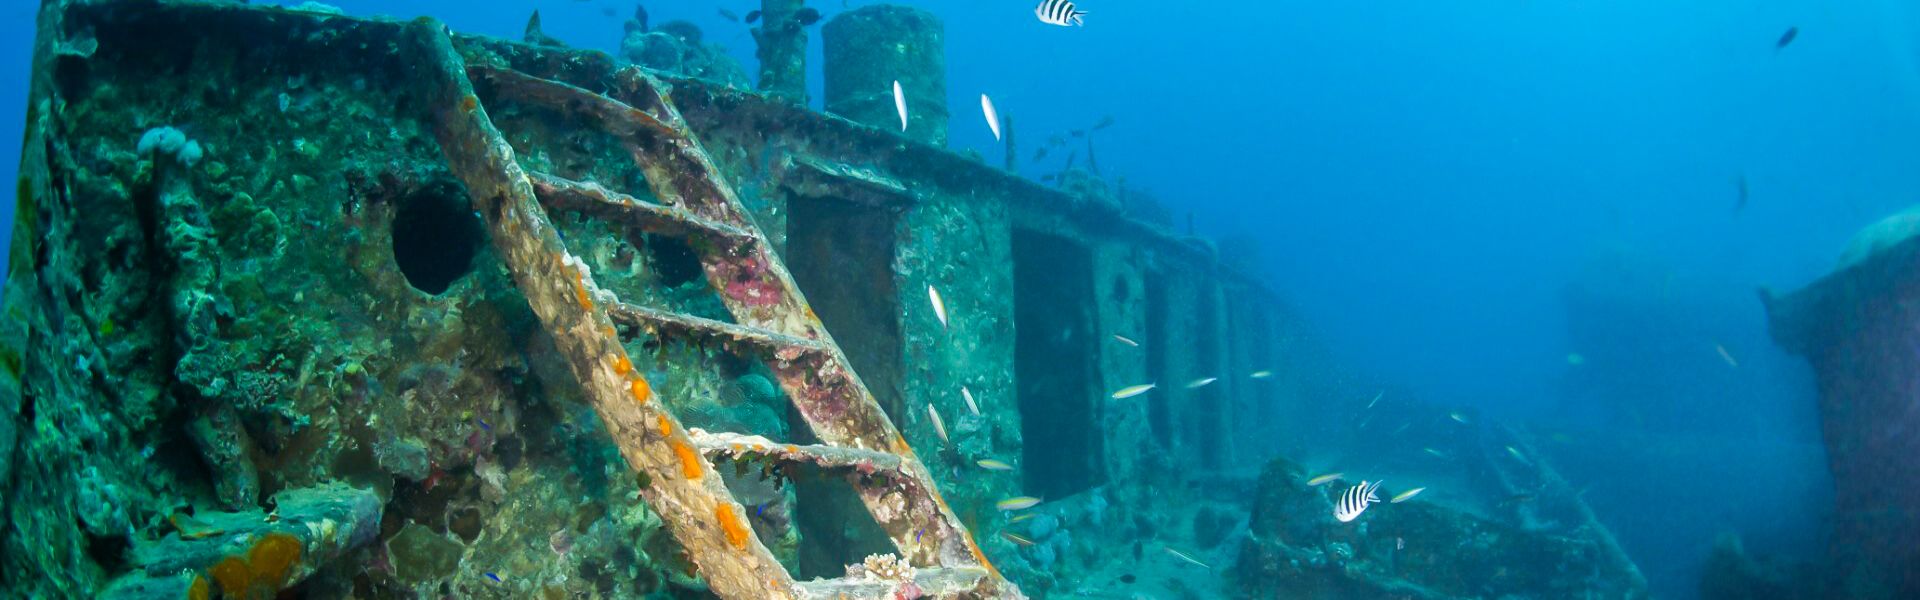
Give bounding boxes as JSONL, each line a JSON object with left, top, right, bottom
{"left": 402, "top": 21, "right": 1020, "bottom": 600}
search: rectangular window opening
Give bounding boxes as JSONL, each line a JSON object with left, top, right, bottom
{"left": 1146, "top": 273, "right": 1173, "bottom": 449}
{"left": 782, "top": 193, "right": 908, "bottom": 578}
{"left": 784, "top": 193, "right": 906, "bottom": 421}
{"left": 1012, "top": 229, "right": 1106, "bottom": 499}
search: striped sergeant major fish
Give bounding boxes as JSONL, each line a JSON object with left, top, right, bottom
{"left": 1335, "top": 480, "right": 1383, "bottom": 523}
{"left": 1035, "top": 0, "right": 1088, "bottom": 27}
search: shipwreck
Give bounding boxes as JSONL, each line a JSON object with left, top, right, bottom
{"left": 1, "top": 1, "right": 1651, "bottom": 598}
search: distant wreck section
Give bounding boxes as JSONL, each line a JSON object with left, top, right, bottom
{"left": 2, "top": 1, "right": 1645, "bottom": 598}
{"left": 1759, "top": 207, "right": 1920, "bottom": 598}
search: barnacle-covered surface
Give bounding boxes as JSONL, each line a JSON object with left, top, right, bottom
{"left": 2, "top": 1, "right": 1652, "bottom": 598}
{"left": 3, "top": 2, "right": 695, "bottom": 597}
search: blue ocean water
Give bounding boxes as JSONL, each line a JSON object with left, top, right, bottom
{"left": 2, "top": 1, "right": 1916, "bottom": 597}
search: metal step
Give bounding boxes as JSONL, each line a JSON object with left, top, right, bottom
{"left": 529, "top": 171, "right": 752, "bottom": 243}
{"left": 690, "top": 430, "right": 905, "bottom": 475}
{"left": 607, "top": 301, "right": 831, "bottom": 359}
{"left": 469, "top": 64, "right": 678, "bottom": 138}
{"left": 793, "top": 567, "right": 994, "bottom": 600}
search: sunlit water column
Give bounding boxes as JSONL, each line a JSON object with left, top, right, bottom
{"left": 823, "top": 4, "right": 948, "bottom": 146}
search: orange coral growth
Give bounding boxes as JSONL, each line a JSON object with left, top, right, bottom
{"left": 629, "top": 378, "right": 652, "bottom": 405}
{"left": 248, "top": 532, "right": 302, "bottom": 588}
{"left": 671, "top": 439, "right": 704, "bottom": 479}
{"left": 612, "top": 355, "right": 632, "bottom": 376}
{"left": 715, "top": 503, "right": 750, "bottom": 549}
{"left": 571, "top": 269, "right": 592, "bottom": 309}
{"left": 207, "top": 557, "right": 251, "bottom": 598}
{"left": 655, "top": 414, "right": 673, "bottom": 437}
{"left": 965, "top": 530, "right": 1003, "bottom": 578}
{"left": 188, "top": 575, "right": 210, "bottom": 600}
{"left": 460, "top": 94, "right": 479, "bottom": 114}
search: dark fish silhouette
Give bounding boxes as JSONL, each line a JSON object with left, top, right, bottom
{"left": 635, "top": 5, "right": 649, "bottom": 33}
{"left": 1092, "top": 115, "right": 1117, "bottom": 130}
{"left": 601, "top": 7, "right": 616, "bottom": 18}
{"left": 719, "top": 8, "right": 739, "bottom": 23}
{"left": 1776, "top": 27, "right": 1798, "bottom": 50}
{"left": 796, "top": 8, "right": 823, "bottom": 26}
{"left": 745, "top": 10, "right": 762, "bottom": 24}
{"left": 1033, "top": 147, "right": 1050, "bottom": 162}
{"left": 1735, "top": 174, "right": 1749, "bottom": 213}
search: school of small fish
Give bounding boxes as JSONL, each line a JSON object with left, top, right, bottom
{"left": 850, "top": 0, "right": 1639, "bottom": 557}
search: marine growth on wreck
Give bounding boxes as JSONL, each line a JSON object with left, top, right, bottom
{"left": 2, "top": 1, "right": 1913, "bottom": 599}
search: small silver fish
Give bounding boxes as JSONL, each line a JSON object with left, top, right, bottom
{"left": 927, "top": 404, "right": 948, "bottom": 444}
{"left": 1307, "top": 472, "right": 1344, "bottom": 487}
{"left": 962, "top": 386, "right": 980, "bottom": 416}
{"left": 1335, "top": 480, "right": 1383, "bottom": 523}
{"left": 1422, "top": 447, "right": 1447, "bottom": 459}
{"left": 996, "top": 496, "right": 1042, "bottom": 511}
{"left": 1185, "top": 377, "right": 1218, "bottom": 389}
{"left": 1112, "top": 334, "right": 1140, "bottom": 347}
{"left": 1367, "top": 391, "right": 1384, "bottom": 410}
{"left": 1506, "top": 446, "right": 1531, "bottom": 465}
{"left": 893, "top": 80, "right": 909, "bottom": 131}
{"left": 1390, "top": 487, "right": 1426, "bottom": 504}
{"left": 1165, "top": 547, "right": 1212, "bottom": 571}
{"left": 977, "top": 459, "right": 1014, "bottom": 471}
{"left": 1034, "top": 0, "right": 1087, "bottom": 27}
{"left": 928, "top": 285, "right": 948, "bottom": 329}
{"left": 1715, "top": 344, "right": 1739, "bottom": 368}
{"left": 1112, "top": 383, "right": 1155, "bottom": 399}
{"left": 1249, "top": 370, "right": 1273, "bottom": 379}
{"left": 1449, "top": 411, "right": 1470, "bottom": 425}
{"left": 1001, "top": 531, "right": 1036, "bottom": 546}
{"left": 981, "top": 94, "right": 1002, "bottom": 141}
